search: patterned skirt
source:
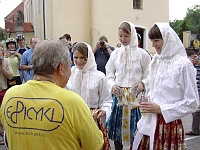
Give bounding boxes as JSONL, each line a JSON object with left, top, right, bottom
{"left": 136, "top": 114, "right": 186, "bottom": 150}
{"left": 106, "top": 95, "right": 141, "bottom": 145}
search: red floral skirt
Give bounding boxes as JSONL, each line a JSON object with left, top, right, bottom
{"left": 132, "top": 114, "right": 186, "bottom": 150}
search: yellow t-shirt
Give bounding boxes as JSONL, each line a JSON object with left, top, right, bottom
{"left": 0, "top": 80, "right": 103, "bottom": 150}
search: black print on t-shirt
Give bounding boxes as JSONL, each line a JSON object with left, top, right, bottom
{"left": 4, "top": 97, "right": 64, "bottom": 131}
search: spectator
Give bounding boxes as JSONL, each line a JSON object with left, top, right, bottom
{"left": 132, "top": 23, "right": 199, "bottom": 150}
{"left": 20, "top": 37, "right": 39, "bottom": 82}
{"left": 5, "top": 38, "right": 22, "bottom": 88}
{"left": 0, "top": 39, "right": 103, "bottom": 150}
{"left": 185, "top": 53, "right": 200, "bottom": 136}
{"left": 16, "top": 34, "right": 30, "bottom": 55}
{"left": 63, "top": 34, "right": 74, "bottom": 66}
{"left": 93, "top": 35, "right": 114, "bottom": 75}
{"left": 0, "top": 42, "right": 13, "bottom": 105}
{"left": 137, "top": 33, "right": 152, "bottom": 59}
{"left": 0, "top": 43, "right": 13, "bottom": 145}
{"left": 116, "top": 43, "right": 121, "bottom": 48}
{"left": 67, "top": 42, "right": 112, "bottom": 149}
{"left": 106, "top": 21, "right": 151, "bottom": 150}
{"left": 16, "top": 34, "right": 30, "bottom": 82}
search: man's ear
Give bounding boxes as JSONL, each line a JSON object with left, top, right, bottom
{"left": 57, "top": 62, "right": 64, "bottom": 76}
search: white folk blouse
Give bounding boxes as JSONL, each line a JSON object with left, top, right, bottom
{"left": 106, "top": 47, "right": 151, "bottom": 88}
{"left": 66, "top": 43, "right": 112, "bottom": 123}
{"left": 133, "top": 23, "right": 200, "bottom": 150}
{"left": 106, "top": 22, "right": 151, "bottom": 89}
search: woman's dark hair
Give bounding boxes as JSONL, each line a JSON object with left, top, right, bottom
{"left": 148, "top": 24, "right": 162, "bottom": 40}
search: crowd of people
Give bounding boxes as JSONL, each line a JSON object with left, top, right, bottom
{"left": 0, "top": 21, "right": 199, "bottom": 150}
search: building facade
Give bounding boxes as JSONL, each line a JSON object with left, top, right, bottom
{"left": 23, "top": 0, "right": 169, "bottom": 53}
{"left": 4, "top": 2, "right": 34, "bottom": 47}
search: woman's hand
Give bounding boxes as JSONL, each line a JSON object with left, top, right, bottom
{"left": 92, "top": 109, "right": 106, "bottom": 120}
{"left": 139, "top": 102, "right": 161, "bottom": 114}
{"left": 112, "top": 85, "right": 121, "bottom": 97}
{"left": 96, "top": 109, "right": 106, "bottom": 119}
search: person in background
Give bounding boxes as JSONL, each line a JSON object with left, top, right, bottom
{"left": 116, "top": 43, "right": 121, "bottom": 48}
{"left": 0, "top": 43, "right": 13, "bottom": 145}
{"left": 16, "top": 34, "right": 30, "bottom": 54}
{"left": 137, "top": 33, "right": 142, "bottom": 48}
{"left": 5, "top": 38, "right": 22, "bottom": 88}
{"left": 185, "top": 52, "right": 200, "bottom": 136}
{"left": 106, "top": 21, "right": 151, "bottom": 150}
{"left": 67, "top": 42, "right": 112, "bottom": 149}
{"left": 20, "top": 37, "right": 39, "bottom": 82}
{"left": 16, "top": 34, "right": 30, "bottom": 82}
{"left": 63, "top": 33, "right": 74, "bottom": 66}
{"left": 132, "top": 23, "right": 199, "bottom": 150}
{"left": 0, "top": 39, "right": 103, "bottom": 150}
{"left": 137, "top": 33, "right": 152, "bottom": 59}
{"left": 93, "top": 35, "right": 114, "bottom": 75}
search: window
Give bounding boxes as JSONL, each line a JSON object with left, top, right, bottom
{"left": 133, "top": 0, "right": 143, "bottom": 9}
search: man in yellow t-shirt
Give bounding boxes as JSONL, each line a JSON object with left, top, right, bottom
{"left": 0, "top": 39, "right": 103, "bottom": 150}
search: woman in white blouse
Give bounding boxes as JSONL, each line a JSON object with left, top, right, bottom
{"left": 105, "top": 21, "right": 151, "bottom": 149}
{"left": 66, "top": 42, "right": 112, "bottom": 123}
{"left": 132, "top": 23, "right": 199, "bottom": 150}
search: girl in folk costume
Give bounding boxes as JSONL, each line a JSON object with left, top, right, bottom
{"left": 132, "top": 23, "right": 199, "bottom": 150}
{"left": 66, "top": 42, "right": 112, "bottom": 149}
{"left": 105, "top": 21, "right": 151, "bottom": 149}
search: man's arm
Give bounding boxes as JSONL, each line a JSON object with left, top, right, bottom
{"left": 93, "top": 41, "right": 100, "bottom": 54}
{"left": 106, "top": 46, "right": 113, "bottom": 55}
{"left": 20, "top": 65, "right": 33, "bottom": 70}
{"left": 105, "top": 42, "right": 114, "bottom": 55}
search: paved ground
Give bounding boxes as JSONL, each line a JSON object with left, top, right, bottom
{"left": 0, "top": 114, "right": 199, "bottom": 150}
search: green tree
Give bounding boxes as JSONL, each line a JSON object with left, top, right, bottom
{"left": 170, "top": 19, "right": 183, "bottom": 35}
{"left": 185, "top": 5, "right": 200, "bottom": 35}
{"left": 179, "top": 20, "right": 189, "bottom": 41}
{"left": 0, "top": 29, "right": 5, "bottom": 41}
{"left": 170, "top": 4, "right": 200, "bottom": 41}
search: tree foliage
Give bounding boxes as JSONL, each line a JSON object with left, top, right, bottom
{"left": 170, "top": 4, "right": 200, "bottom": 41}
{"left": 170, "top": 19, "right": 183, "bottom": 35}
{"left": 179, "top": 20, "right": 189, "bottom": 41}
{"left": 0, "top": 29, "right": 5, "bottom": 41}
{"left": 185, "top": 5, "right": 200, "bottom": 34}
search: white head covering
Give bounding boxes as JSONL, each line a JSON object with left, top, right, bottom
{"left": 117, "top": 21, "right": 139, "bottom": 80}
{"left": 70, "top": 42, "right": 97, "bottom": 101}
{"left": 149, "top": 23, "right": 187, "bottom": 96}
{"left": 155, "top": 22, "right": 187, "bottom": 59}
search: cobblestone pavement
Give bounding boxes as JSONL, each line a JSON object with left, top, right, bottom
{"left": 0, "top": 114, "right": 199, "bottom": 150}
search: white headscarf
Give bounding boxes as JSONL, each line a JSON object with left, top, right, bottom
{"left": 155, "top": 22, "right": 187, "bottom": 59}
{"left": 70, "top": 42, "right": 97, "bottom": 101}
{"left": 149, "top": 23, "right": 187, "bottom": 94}
{"left": 117, "top": 21, "right": 139, "bottom": 80}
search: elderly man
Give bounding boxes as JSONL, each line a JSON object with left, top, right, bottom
{"left": 0, "top": 39, "right": 103, "bottom": 150}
